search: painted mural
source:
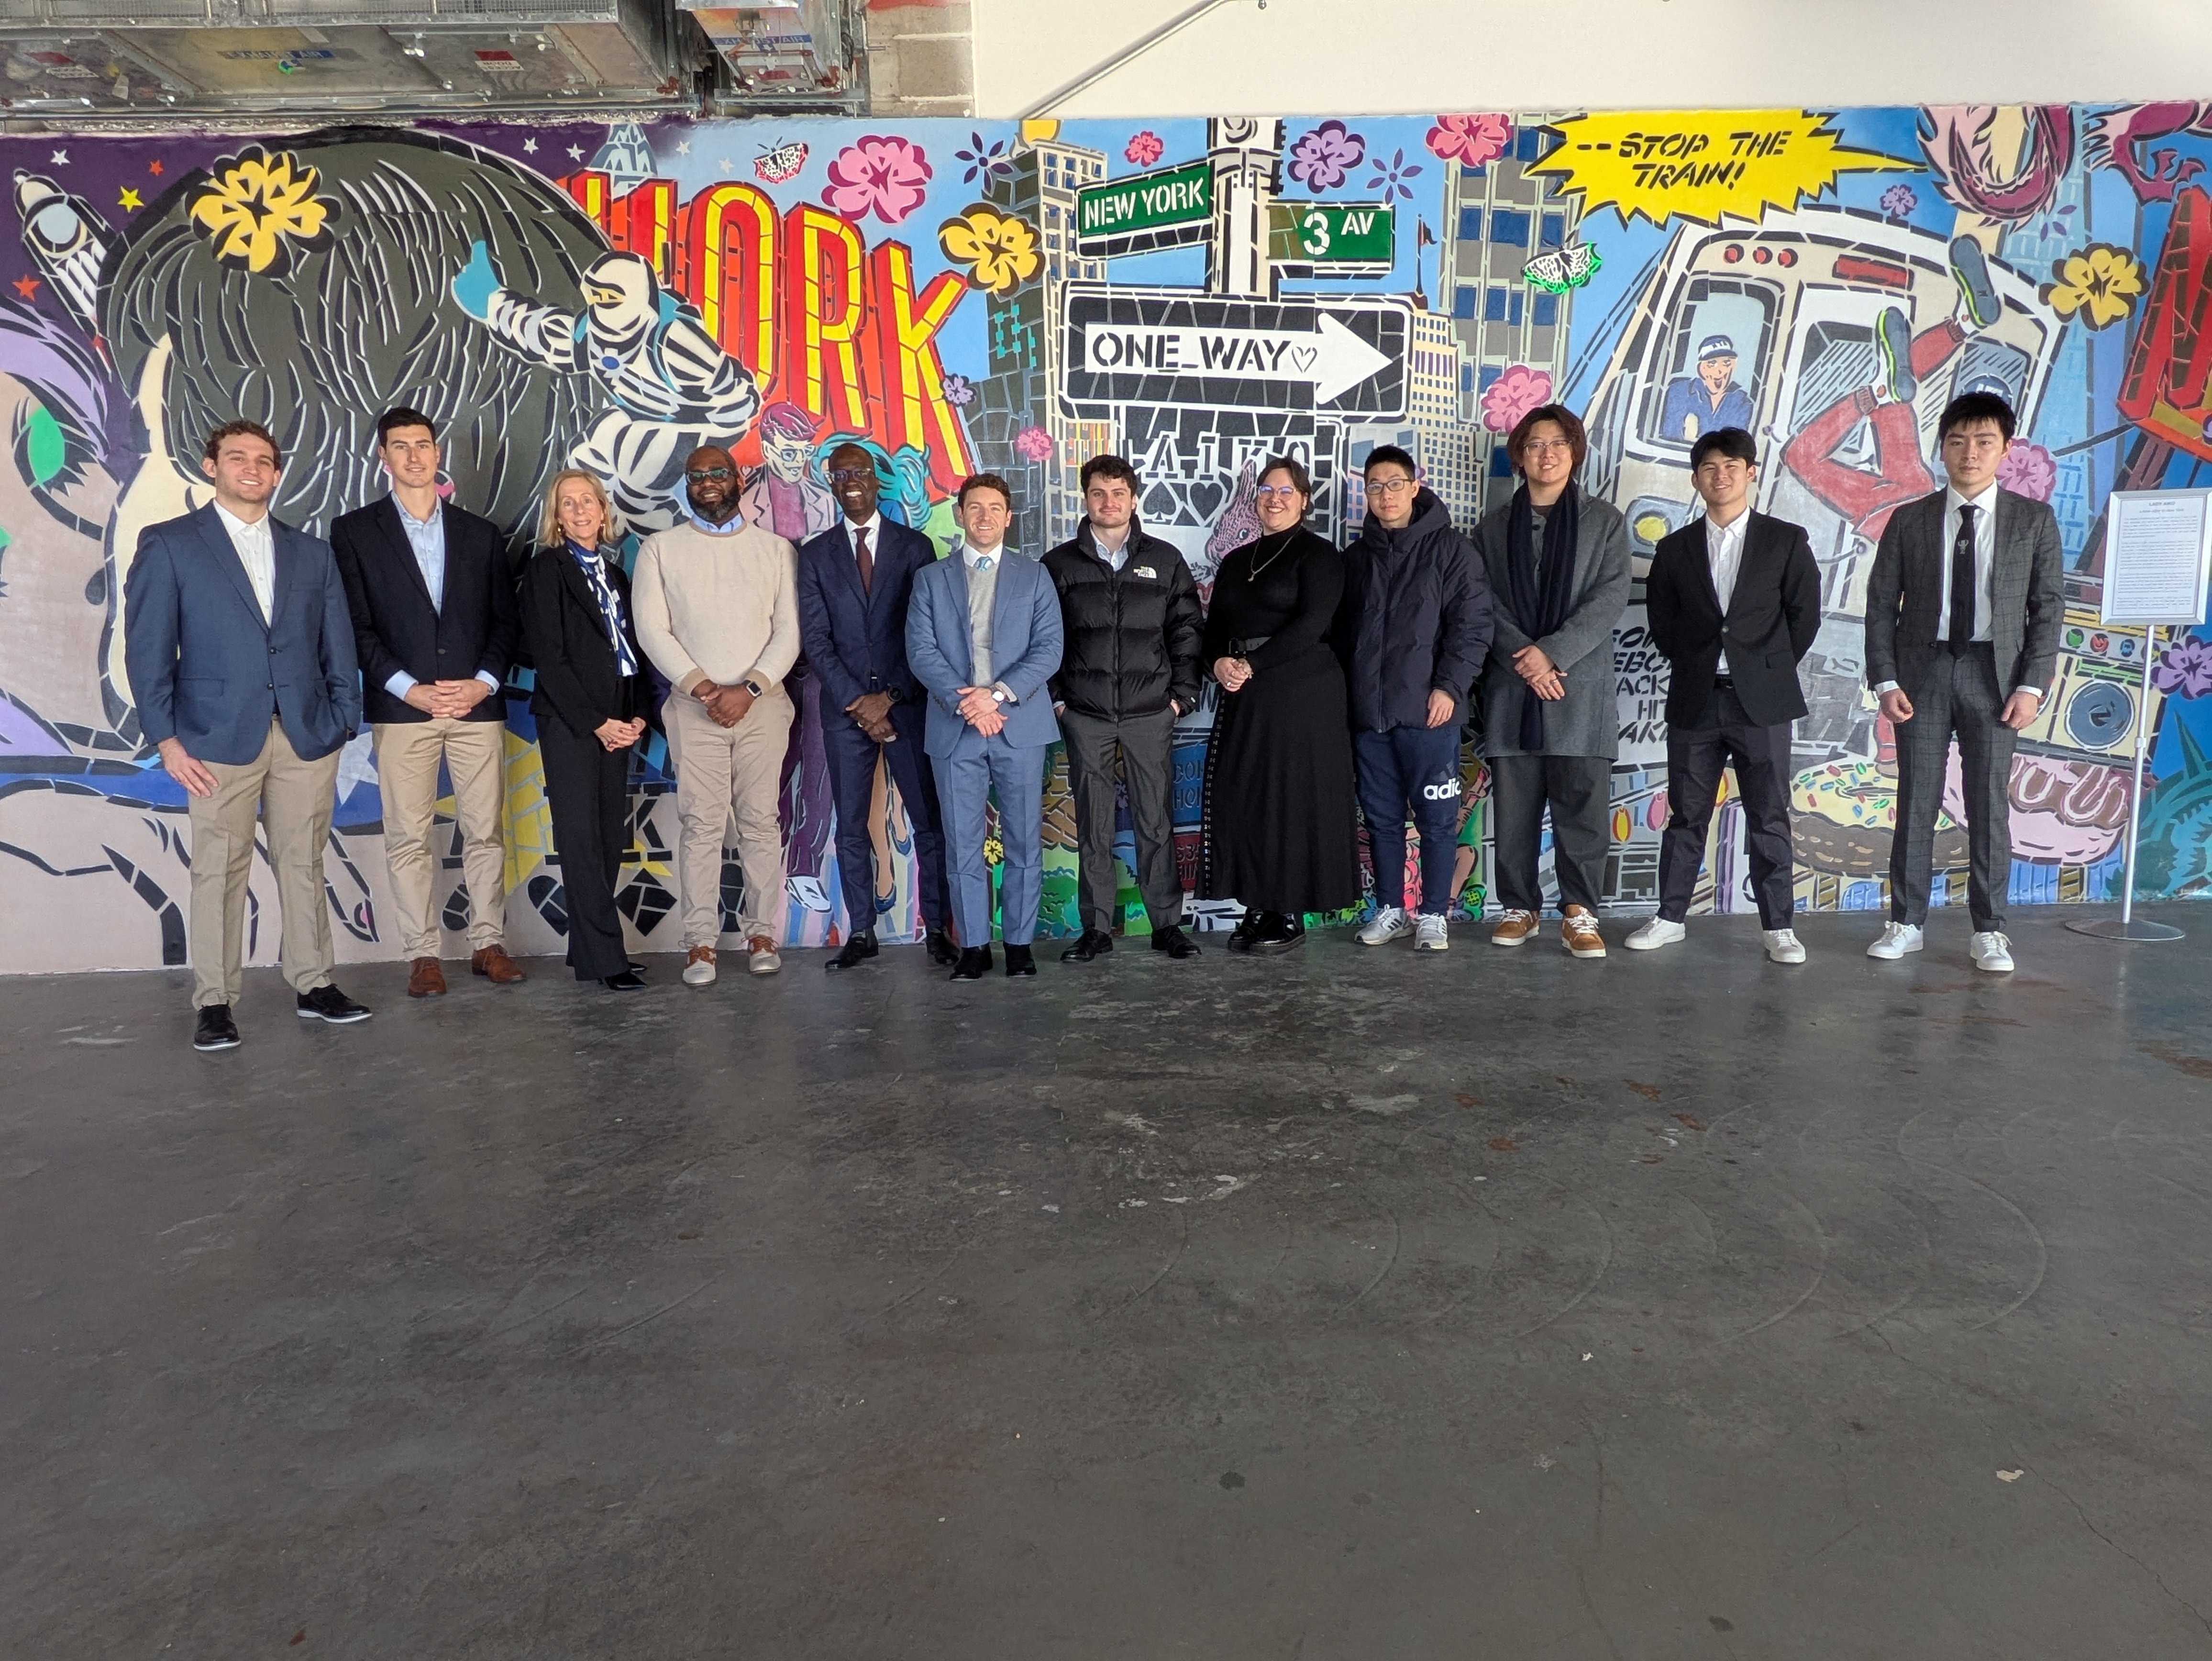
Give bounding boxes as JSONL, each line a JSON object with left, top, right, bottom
{"left": 5, "top": 105, "right": 2212, "bottom": 973}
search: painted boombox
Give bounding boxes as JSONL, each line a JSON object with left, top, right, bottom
{"left": 2014, "top": 587, "right": 2165, "bottom": 763}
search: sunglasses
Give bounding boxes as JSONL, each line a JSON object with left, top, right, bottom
{"left": 685, "top": 466, "right": 735, "bottom": 483}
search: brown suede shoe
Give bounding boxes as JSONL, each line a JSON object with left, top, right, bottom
{"left": 407, "top": 956, "right": 448, "bottom": 998}
{"left": 1490, "top": 909, "right": 1539, "bottom": 948}
{"left": 1561, "top": 905, "right": 1607, "bottom": 959}
{"left": 470, "top": 945, "right": 526, "bottom": 984}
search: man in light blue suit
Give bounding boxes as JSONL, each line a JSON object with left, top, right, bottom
{"left": 905, "top": 474, "right": 1063, "bottom": 980}
{"left": 124, "top": 419, "right": 371, "bottom": 1051}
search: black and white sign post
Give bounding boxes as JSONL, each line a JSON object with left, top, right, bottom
{"left": 2067, "top": 488, "right": 2212, "bottom": 943}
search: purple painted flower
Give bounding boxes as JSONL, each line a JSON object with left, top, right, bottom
{"left": 2153, "top": 634, "right": 2212, "bottom": 698}
{"left": 954, "top": 130, "right": 1014, "bottom": 188}
{"left": 1124, "top": 131, "right": 1164, "bottom": 167}
{"left": 1879, "top": 183, "right": 1919, "bottom": 221}
{"left": 1288, "top": 121, "right": 1366, "bottom": 191}
{"left": 1013, "top": 425, "right": 1054, "bottom": 463}
{"left": 941, "top": 372, "right": 975, "bottom": 408}
{"left": 1365, "top": 146, "right": 1424, "bottom": 205}
{"left": 1995, "top": 440, "right": 2057, "bottom": 501}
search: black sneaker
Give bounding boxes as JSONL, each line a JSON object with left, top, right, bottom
{"left": 296, "top": 985, "right": 372, "bottom": 1024}
{"left": 1950, "top": 233, "right": 2000, "bottom": 330}
{"left": 192, "top": 1005, "right": 241, "bottom": 1051}
{"left": 1875, "top": 307, "right": 1916, "bottom": 404}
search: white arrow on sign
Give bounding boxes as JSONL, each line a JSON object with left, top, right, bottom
{"left": 1077, "top": 310, "right": 1393, "bottom": 401}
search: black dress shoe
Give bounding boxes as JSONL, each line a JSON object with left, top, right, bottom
{"left": 826, "top": 930, "right": 880, "bottom": 972}
{"left": 601, "top": 969, "right": 649, "bottom": 991}
{"left": 925, "top": 927, "right": 961, "bottom": 966}
{"left": 1060, "top": 928, "right": 1114, "bottom": 963}
{"left": 296, "top": 984, "right": 372, "bottom": 1023}
{"left": 1247, "top": 911, "right": 1306, "bottom": 954}
{"left": 950, "top": 945, "right": 993, "bottom": 981}
{"left": 1004, "top": 943, "right": 1036, "bottom": 977}
{"left": 192, "top": 1005, "right": 241, "bottom": 1051}
{"left": 1151, "top": 925, "right": 1201, "bottom": 959}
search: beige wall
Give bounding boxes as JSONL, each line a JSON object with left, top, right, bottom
{"left": 974, "top": 0, "right": 2212, "bottom": 118}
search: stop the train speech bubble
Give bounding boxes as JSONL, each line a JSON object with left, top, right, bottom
{"left": 1530, "top": 110, "right": 1913, "bottom": 228}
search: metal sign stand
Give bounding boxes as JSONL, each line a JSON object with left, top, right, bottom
{"left": 2066, "top": 621, "right": 2183, "bottom": 942}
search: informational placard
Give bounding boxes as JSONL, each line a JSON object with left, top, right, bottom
{"left": 2101, "top": 489, "right": 2212, "bottom": 625}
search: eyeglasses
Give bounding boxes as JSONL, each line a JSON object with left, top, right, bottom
{"left": 1254, "top": 485, "right": 1304, "bottom": 501}
{"left": 1365, "top": 476, "right": 1416, "bottom": 495}
{"left": 685, "top": 466, "right": 734, "bottom": 483}
{"left": 827, "top": 467, "right": 875, "bottom": 484}
{"left": 1521, "top": 439, "right": 1575, "bottom": 457}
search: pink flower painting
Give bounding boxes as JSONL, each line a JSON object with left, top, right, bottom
{"left": 821, "top": 134, "right": 932, "bottom": 225}
{"left": 1995, "top": 440, "right": 2057, "bottom": 501}
{"left": 1013, "top": 425, "right": 1054, "bottom": 463}
{"left": 1288, "top": 121, "right": 1365, "bottom": 191}
{"left": 1124, "top": 131, "right": 1165, "bottom": 167}
{"left": 1480, "top": 365, "right": 1554, "bottom": 434}
{"left": 1427, "top": 114, "right": 1514, "bottom": 168}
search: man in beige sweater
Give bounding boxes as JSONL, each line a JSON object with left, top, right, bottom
{"left": 632, "top": 444, "right": 801, "bottom": 984}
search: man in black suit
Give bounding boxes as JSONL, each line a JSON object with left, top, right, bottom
{"left": 795, "top": 442, "right": 956, "bottom": 971}
{"left": 1863, "top": 391, "right": 2063, "bottom": 974}
{"left": 1629, "top": 427, "right": 1820, "bottom": 964}
{"left": 331, "top": 407, "right": 525, "bottom": 999}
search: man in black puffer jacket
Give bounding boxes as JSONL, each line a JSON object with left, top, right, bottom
{"left": 1043, "top": 455, "right": 1205, "bottom": 963}
{"left": 1338, "top": 446, "right": 1494, "bottom": 952}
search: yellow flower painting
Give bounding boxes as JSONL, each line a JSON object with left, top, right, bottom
{"left": 937, "top": 202, "right": 1042, "bottom": 299}
{"left": 189, "top": 145, "right": 337, "bottom": 277}
{"left": 2039, "top": 243, "right": 2145, "bottom": 331}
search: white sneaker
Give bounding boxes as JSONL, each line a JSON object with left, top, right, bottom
{"left": 1625, "top": 917, "right": 1686, "bottom": 951}
{"left": 1357, "top": 905, "right": 1413, "bottom": 946}
{"left": 1764, "top": 928, "right": 1807, "bottom": 964}
{"left": 1867, "top": 921, "right": 1923, "bottom": 960}
{"left": 1970, "top": 930, "right": 2015, "bottom": 973}
{"left": 1414, "top": 913, "right": 1450, "bottom": 952}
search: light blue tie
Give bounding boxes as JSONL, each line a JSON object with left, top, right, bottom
{"left": 974, "top": 554, "right": 994, "bottom": 571}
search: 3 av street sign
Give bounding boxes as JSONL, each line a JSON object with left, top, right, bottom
{"left": 1073, "top": 160, "right": 1212, "bottom": 257}
{"left": 1268, "top": 200, "right": 1395, "bottom": 275}
{"left": 1057, "top": 286, "right": 1411, "bottom": 418}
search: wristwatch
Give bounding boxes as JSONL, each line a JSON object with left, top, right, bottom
{"left": 741, "top": 677, "right": 764, "bottom": 697}
{"left": 991, "top": 686, "right": 1009, "bottom": 704}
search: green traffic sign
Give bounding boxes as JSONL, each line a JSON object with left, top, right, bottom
{"left": 1074, "top": 160, "right": 1213, "bottom": 255}
{"left": 1268, "top": 200, "right": 1395, "bottom": 270}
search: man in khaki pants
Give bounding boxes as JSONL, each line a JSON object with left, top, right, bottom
{"left": 123, "top": 420, "right": 372, "bottom": 1050}
{"left": 632, "top": 444, "right": 800, "bottom": 984}
{"left": 332, "top": 407, "right": 524, "bottom": 998}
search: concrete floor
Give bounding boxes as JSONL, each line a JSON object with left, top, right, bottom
{"left": 4, "top": 907, "right": 2211, "bottom": 1660}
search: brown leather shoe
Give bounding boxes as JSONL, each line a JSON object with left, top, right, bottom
{"left": 407, "top": 956, "right": 448, "bottom": 998}
{"left": 747, "top": 934, "right": 782, "bottom": 975}
{"left": 470, "top": 944, "right": 526, "bottom": 984}
{"left": 1561, "top": 905, "right": 1607, "bottom": 959}
{"left": 1490, "top": 909, "right": 1539, "bottom": 948}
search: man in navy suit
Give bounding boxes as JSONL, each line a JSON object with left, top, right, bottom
{"left": 796, "top": 442, "right": 957, "bottom": 971}
{"left": 905, "top": 475, "right": 1063, "bottom": 980}
{"left": 331, "top": 407, "right": 524, "bottom": 1000}
{"left": 124, "top": 420, "right": 371, "bottom": 1051}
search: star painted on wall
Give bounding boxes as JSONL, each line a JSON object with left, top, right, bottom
{"left": 675, "top": 139, "right": 692, "bottom": 155}
{"left": 717, "top": 156, "right": 733, "bottom": 174}
{"left": 49, "top": 149, "right": 67, "bottom": 165}
{"left": 148, "top": 158, "right": 164, "bottom": 176}
{"left": 522, "top": 137, "right": 538, "bottom": 154}
{"left": 566, "top": 144, "right": 584, "bottom": 161}
{"left": 12, "top": 275, "right": 39, "bottom": 299}
{"left": 117, "top": 187, "right": 142, "bottom": 211}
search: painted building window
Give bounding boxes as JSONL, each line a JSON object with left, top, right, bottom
{"left": 1533, "top": 292, "right": 1559, "bottom": 328}
{"left": 1484, "top": 286, "right": 1508, "bottom": 322}
{"left": 1454, "top": 285, "right": 1479, "bottom": 319}
{"left": 1488, "top": 210, "right": 1531, "bottom": 247}
{"left": 1540, "top": 212, "right": 1566, "bottom": 250}
{"left": 1457, "top": 205, "right": 1482, "bottom": 242}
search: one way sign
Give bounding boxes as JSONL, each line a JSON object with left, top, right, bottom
{"left": 1057, "top": 286, "right": 1410, "bottom": 419}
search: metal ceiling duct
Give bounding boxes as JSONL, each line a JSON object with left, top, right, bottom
{"left": 0, "top": 0, "right": 867, "bottom": 119}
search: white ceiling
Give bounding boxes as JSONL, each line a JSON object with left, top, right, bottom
{"left": 975, "top": 0, "right": 2212, "bottom": 119}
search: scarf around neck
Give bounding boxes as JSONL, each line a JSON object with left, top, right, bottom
{"left": 1504, "top": 484, "right": 1579, "bottom": 751}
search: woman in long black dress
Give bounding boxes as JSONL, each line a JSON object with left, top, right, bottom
{"left": 1199, "top": 457, "right": 1361, "bottom": 951}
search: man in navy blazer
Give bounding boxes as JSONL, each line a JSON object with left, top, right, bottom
{"left": 796, "top": 442, "right": 957, "bottom": 971}
{"left": 331, "top": 406, "right": 525, "bottom": 1000}
{"left": 905, "top": 474, "right": 1063, "bottom": 980}
{"left": 123, "top": 419, "right": 371, "bottom": 1051}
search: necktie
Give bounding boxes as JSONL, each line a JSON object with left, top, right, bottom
{"left": 1948, "top": 504, "right": 1978, "bottom": 650}
{"left": 974, "top": 554, "right": 994, "bottom": 571}
{"left": 854, "top": 525, "right": 873, "bottom": 597}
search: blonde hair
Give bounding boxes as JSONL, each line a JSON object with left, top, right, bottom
{"left": 538, "top": 468, "right": 626, "bottom": 550}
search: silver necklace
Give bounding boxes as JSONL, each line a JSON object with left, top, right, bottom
{"left": 1247, "top": 530, "right": 1300, "bottom": 581}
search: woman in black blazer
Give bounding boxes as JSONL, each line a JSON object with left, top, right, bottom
{"left": 520, "top": 469, "right": 652, "bottom": 989}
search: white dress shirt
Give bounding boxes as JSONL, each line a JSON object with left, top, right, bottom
{"left": 213, "top": 500, "right": 275, "bottom": 625}
{"left": 1703, "top": 509, "right": 1748, "bottom": 675}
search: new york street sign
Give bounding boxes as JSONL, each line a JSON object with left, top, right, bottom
{"left": 1073, "top": 160, "right": 1212, "bottom": 257}
{"left": 1057, "top": 286, "right": 1411, "bottom": 418}
{"left": 1268, "top": 200, "right": 1396, "bottom": 275}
